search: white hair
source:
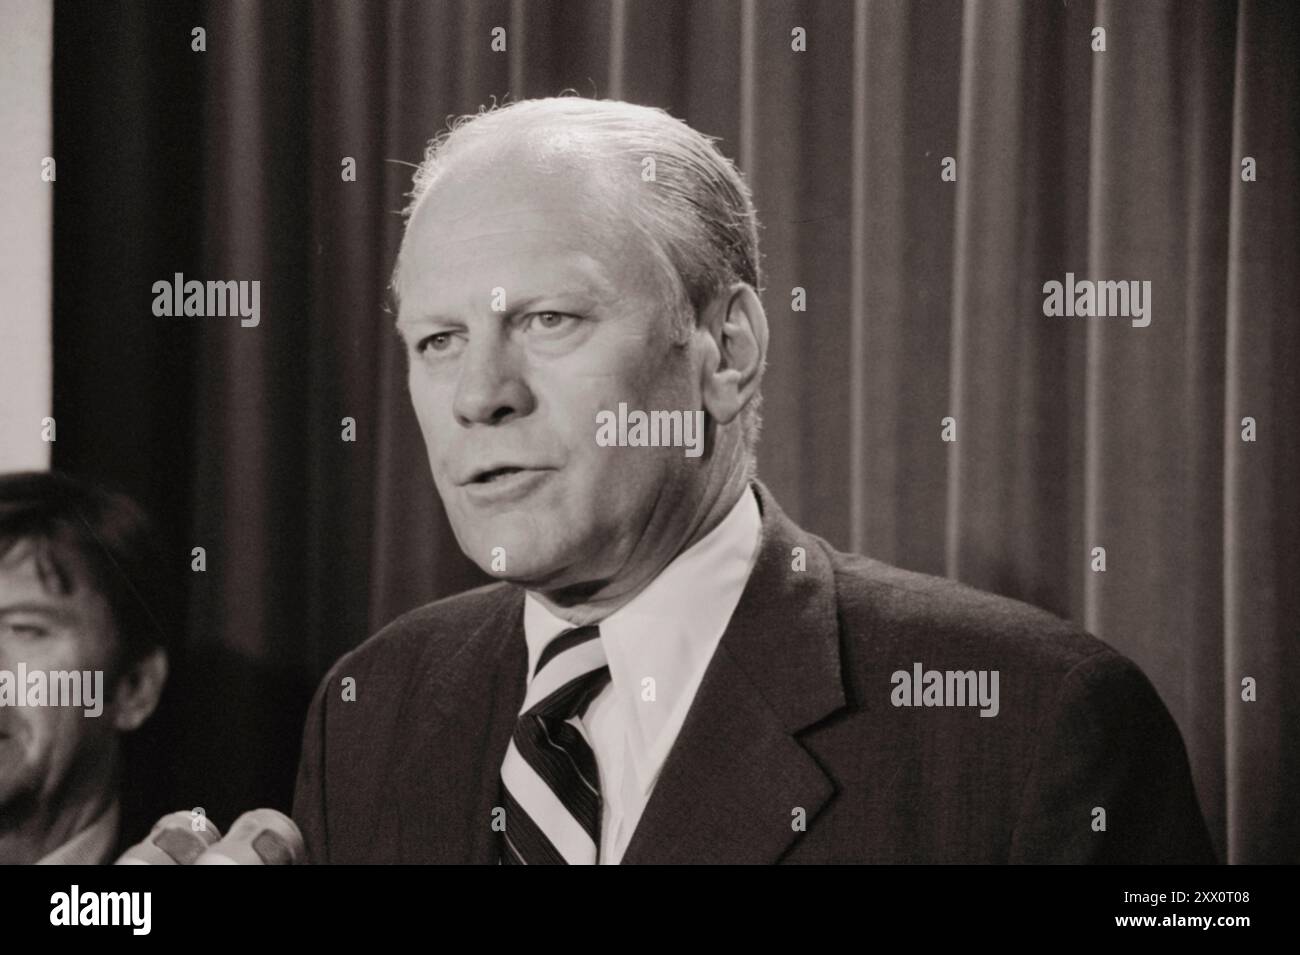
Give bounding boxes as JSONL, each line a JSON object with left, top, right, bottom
{"left": 395, "top": 95, "right": 765, "bottom": 460}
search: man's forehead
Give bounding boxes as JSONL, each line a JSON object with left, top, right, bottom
{"left": 414, "top": 138, "right": 608, "bottom": 220}
{"left": 397, "top": 245, "right": 619, "bottom": 322}
{"left": 407, "top": 158, "right": 619, "bottom": 248}
{"left": 407, "top": 208, "right": 621, "bottom": 263}
{"left": 0, "top": 539, "right": 92, "bottom": 601}
{"left": 395, "top": 145, "right": 664, "bottom": 318}
{"left": 397, "top": 206, "right": 643, "bottom": 318}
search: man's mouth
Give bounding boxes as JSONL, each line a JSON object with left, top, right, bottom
{"left": 460, "top": 465, "right": 554, "bottom": 502}
{"left": 473, "top": 466, "right": 528, "bottom": 484}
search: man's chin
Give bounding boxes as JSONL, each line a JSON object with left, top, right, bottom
{"left": 459, "top": 536, "right": 591, "bottom": 590}
{"left": 476, "top": 554, "right": 575, "bottom": 588}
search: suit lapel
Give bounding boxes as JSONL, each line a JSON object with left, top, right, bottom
{"left": 621, "top": 481, "right": 847, "bottom": 863}
{"left": 388, "top": 482, "right": 845, "bottom": 864}
{"left": 390, "top": 585, "right": 527, "bottom": 863}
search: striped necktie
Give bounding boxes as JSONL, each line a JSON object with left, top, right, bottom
{"left": 500, "top": 625, "right": 612, "bottom": 864}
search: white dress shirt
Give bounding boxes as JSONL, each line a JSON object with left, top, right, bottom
{"left": 522, "top": 484, "right": 762, "bottom": 863}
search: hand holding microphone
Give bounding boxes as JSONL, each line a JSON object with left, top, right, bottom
{"left": 194, "top": 808, "right": 304, "bottom": 865}
{"left": 116, "top": 808, "right": 305, "bottom": 865}
{"left": 115, "top": 810, "right": 223, "bottom": 865}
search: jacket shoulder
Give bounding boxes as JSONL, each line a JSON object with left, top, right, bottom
{"left": 323, "top": 580, "right": 514, "bottom": 685}
{"left": 822, "top": 542, "right": 1114, "bottom": 678}
{"left": 801, "top": 542, "right": 1213, "bottom": 863}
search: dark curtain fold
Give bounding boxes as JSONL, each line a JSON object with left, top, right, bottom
{"left": 51, "top": 0, "right": 1298, "bottom": 862}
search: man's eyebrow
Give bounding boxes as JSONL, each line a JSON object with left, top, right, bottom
{"left": 395, "top": 310, "right": 456, "bottom": 331}
{"left": 396, "top": 287, "right": 608, "bottom": 328}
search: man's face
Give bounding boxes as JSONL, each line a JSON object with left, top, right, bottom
{"left": 0, "top": 543, "right": 120, "bottom": 817}
{"left": 395, "top": 151, "right": 711, "bottom": 592}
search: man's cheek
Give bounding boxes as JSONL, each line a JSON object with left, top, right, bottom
{"left": 428, "top": 455, "right": 456, "bottom": 493}
{"left": 30, "top": 633, "right": 85, "bottom": 671}
{"left": 408, "top": 376, "right": 446, "bottom": 429}
{"left": 418, "top": 424, "right": 457, "bottom": 486}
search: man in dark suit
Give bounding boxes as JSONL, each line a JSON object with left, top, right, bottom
{"left": 0, "top": 471, "right": 170, "bottom": 864}
{"left": 293, "top": 96, "right": 1215, "bottom": 864}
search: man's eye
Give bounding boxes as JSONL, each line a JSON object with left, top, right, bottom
{"left": 415, "top": 332, "right": 455, "bottom": 354}
{"left": 526, "top": 312, "right": 576, "bottom": 333}
{"left": 5, "top": 622, "right": 50, "bottom": 639}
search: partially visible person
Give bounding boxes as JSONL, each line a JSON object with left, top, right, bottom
{"left": 0, "top": 471, "right": 170, "bottom": 864}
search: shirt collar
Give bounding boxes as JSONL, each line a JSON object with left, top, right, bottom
{"left": 36, "top": 800, "right": 120, "bottom": 865}
{"left": 523, "top": 484, "right": 762, "bottom": 791}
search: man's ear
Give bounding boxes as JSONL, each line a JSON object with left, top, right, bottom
{"left": 112, "top": 648, "right": 168, "bottom": 732}
{"left": 699, "top": 283, "right": 768, "bottom": 426}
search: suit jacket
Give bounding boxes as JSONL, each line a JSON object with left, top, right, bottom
{"left": 292, "top": 481, "right": 1217, "bottom": 864}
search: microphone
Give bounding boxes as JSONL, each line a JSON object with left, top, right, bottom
{"left": 193, "top": 809, "right": 305, "bottom": 865}
{"left": 115, "top": 810, "right": 223, "bottom": 865}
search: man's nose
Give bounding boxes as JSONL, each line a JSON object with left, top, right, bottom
{"left": 451, "top": 331, "right": 535, "bottom": 426}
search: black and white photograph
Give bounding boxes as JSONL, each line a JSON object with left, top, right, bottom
{"left": 1, "top": 0, "right": 1296, "bottom": 933}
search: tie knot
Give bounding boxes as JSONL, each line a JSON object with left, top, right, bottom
{"left": 533, "top": 624, "right": 601, "bottom": 676}
{"left": 525, "top": 625, "right": 610, "bottom": 721}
